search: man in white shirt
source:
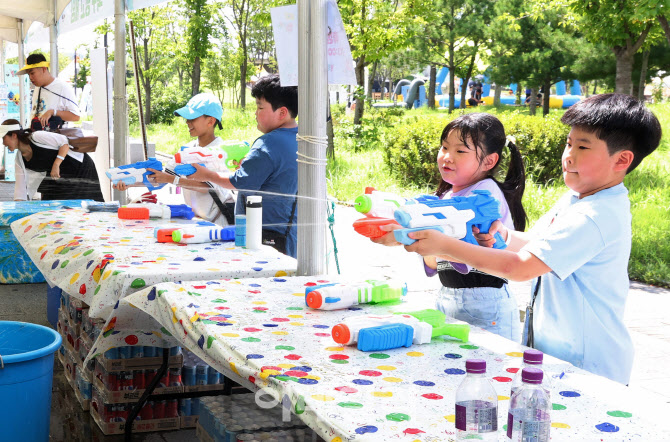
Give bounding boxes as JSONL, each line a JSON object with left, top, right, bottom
{"left": 17, "top": 53, "right": 80, "bottom": 129}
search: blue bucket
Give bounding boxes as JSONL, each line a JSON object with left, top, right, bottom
{"left": 0, "top": 321, "right": 62, "bottom": 441}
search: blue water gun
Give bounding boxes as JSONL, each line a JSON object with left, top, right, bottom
{"left": 105, "top": 157, "right": 166, "bottom": 191}
{"left": 393, "top": 190, "right": 506, "bottom": 248}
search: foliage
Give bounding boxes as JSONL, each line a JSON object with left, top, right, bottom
{"left": 334, "top": 106, "right": 407, "bottom": 152}
{"left": 382, "top": 109, "right": 568, "bottom": 188}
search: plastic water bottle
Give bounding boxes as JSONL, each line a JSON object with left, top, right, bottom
{"left": 455, "top": 359, "right": 498, "bottom": 440}
{"left": 510, "top": 349, "right": 551, "bottom": 398}
{"left": 507, "top": 367, "right": 551, "bottom": 441}
{"left": 245, "top": 195, "right": 262, "bottom": 250}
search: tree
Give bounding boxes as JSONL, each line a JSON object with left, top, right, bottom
{"left": 339, "top": 0, "right": 421, "bottom": 123}
{"left": 182, "top": 0, "right": 213, "bottom": 96}
{"left": 564, "top": 0, "right": 663, "bottom": 94}
{"left": 127, "top": 5, "right": 175, "bottom": 124}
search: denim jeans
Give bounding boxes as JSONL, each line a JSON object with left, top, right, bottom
{"left": 436, "top": 284, "right": 521, "bottom": 342}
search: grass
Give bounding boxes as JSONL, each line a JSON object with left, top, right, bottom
{"left": 135, "top": 101, "right": 670, "bottom": 287}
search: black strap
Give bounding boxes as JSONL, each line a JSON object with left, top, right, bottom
{"left": 525, "top": 276, "right": 541, "bottom": 348}
{"left": 209, "top": 189, "right": 235, "bottom": 225}
{"left": 35, "top": 87, "right": 42, "bottom": 117}
{"left": 41, "top": 86, "right": 79, "bottom": 106}
{"left": 437, "top": 260, "right": 507, "bottom": 288}
{"left": 285, "top": 195, "right": 297, "bottom": 238}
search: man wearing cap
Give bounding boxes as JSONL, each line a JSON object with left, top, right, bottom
{"left": 17, "top": 53, "right": 80, "bottom": 130}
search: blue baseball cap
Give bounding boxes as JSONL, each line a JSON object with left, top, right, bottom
{"left": 174, "top": 93, "right": 223, "bottom": 128}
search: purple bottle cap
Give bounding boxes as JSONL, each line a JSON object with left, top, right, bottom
{"left": 521, "top": 367, "right": 543, "bottom": 384}
{"left": 465, "top": 359, "right": 486, "bottom": 374}
{"left": 523, "top": 349, "right": 544, "bottom": 365}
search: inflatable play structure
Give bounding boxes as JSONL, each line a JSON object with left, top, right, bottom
{"left": 392, "top": 67, "right": 582, "bottom": 109}
{"left": 481, "top": 80, "right": 582, "bottom": 109}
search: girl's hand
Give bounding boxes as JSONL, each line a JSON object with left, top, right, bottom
{"left": 404, "top": 229, "right": 452, "bottom": 256}
{"left": 370, "top": 223, "right": 403, "bottom": 246}
{"left": 50, "top": 163, "right": 60, "bottom": 179}
{"left": 146, "top": 168, "right": 175, "bottom": 184}
{"left": 473, "top": 220, "right": 506, "bottom": 248}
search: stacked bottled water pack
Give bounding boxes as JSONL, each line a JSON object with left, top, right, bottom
{"left": 198, "top": 393, "right": 322, "bottom": 441}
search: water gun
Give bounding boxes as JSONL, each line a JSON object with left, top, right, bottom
{"left": 220, "top": 140, "right": 251, "bottom": 170}
{"left": 117, "top": 203, "right": 195, "bottom": 220}
{"left": 331, "top": 309, "right": 470, "bottom": 351}
{"left": 352, "top": 188, "right": 438, "bottom": 239}
{"left": 305, "top": 280, "right": 407, "bottom": 310}
{"left": 172, "top": 226, "right": 235, "bottom": 244}
{"left": 393, "top": 190, "right": 507, "bottom": 248}
{"left": 172, "top": 145, "right": 229, "bottom": 176}
{"left": 153, "top": 221, "right": 218, "bottom": 243}
{"left": 105, "top": 157, "right": 166, "bottom": 191}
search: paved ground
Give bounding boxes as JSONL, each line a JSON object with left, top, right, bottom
{"left": 2, "top": 196, "right": 669, "bottom": 439}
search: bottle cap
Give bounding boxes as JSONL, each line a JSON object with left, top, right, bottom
{"left": 465, "top": 359, "right": 486, "bottom": 374}
{"left": 521, "top": 367, "right": 543, "bottom": 384}
{"left": 523, "top": 349, "right": 544, "bottom": 365}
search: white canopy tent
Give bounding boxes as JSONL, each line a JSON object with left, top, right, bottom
{"left": 0, "top": 1, "right": 72, "bottom": 124}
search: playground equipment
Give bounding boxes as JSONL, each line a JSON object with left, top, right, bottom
{"left": 482, "top": 80, "right": 582, "bottom": 108}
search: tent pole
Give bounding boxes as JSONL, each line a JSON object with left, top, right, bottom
{"left": 17, "top": 19, "right": 27, "bottom": 126}
{"left": 112, "top": 0, "right": 128, "bottom": 203}
{"left": 50, "top": 0, "right": 58, "bottom": 75}
{"left": 297, "top": 0, "right": 328, "bottom": 276}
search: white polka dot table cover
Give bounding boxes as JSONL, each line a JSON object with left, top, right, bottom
{"left": 10, "top": 208, "right": 297, "bottom": 357}
{"left": 124, "top": 276, "right": 666, "bottom": 441}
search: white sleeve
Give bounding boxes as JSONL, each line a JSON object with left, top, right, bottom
{"left": 31, "top": 131, "right": 69, "bottom": 149}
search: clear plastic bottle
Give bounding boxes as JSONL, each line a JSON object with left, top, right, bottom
{"left": 506, "top": 367, "right": 551, "bottom": 441}
{"left": 455, "top": 359, "right": 498, "bottom": 440}
{"left": 510, "top": 349, "right": 551, "bottom": 398}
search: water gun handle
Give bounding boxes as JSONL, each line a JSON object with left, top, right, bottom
{"left": 167, "top": 204, "right": 195, "bottom": 220}
{"left": 352, "top": 217, "right": 399, "bottom": 239}
{"left": 173, "top": 163, "right": 202, "bottom": 176}
{"left": 357, "top": 323, "right": 414, "bottom": 352}
{"left": 492, "top": 231, "right": 506, "bottom": 249}
{"left": 393, "top": 226, "right": 445, "bottom": 245}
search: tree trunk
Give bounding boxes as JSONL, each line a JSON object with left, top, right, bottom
{"left": 448, "top": 40, "right": 455, "bottom": 112}
{"left": 145, "top": 81, "right": 151, "bottom": 124}
{"left": 240, "top": 54, "right": 248, "bottom": 109}
{"left": 367, "top": 61, "right": 378, "bottom": 103}
{"left": 459, "top": 77, "right": 469, "bottom": 109}
{"left": 354, "top": 57, "right": 366, "bottom": 125}
{"left": 592, "top": 80, "right": 598, "bottom": 95}
{"left": 428, "top": 65, "right": 436, "bottom": 109}
{"left": 494, "top": 84, "right": 502, "bottom": 106}
{"left": 529, "top": 87, "right": 537, "bottom": 116}
{"left": 613, "top": 47, "right": 634, "bottom": 95}
{"left": 638, "top": 50, "right": 650, "bottom": 101}
{"left": 659, "top": 15, "right": 670, "bottom": 46}
{"left": 192, "top": 56, "right": 201, "bottom": 96}
{"left": 543, "top": 79, "right": 551, "bottom": 116}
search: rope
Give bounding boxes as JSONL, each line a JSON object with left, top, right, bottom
{"left": 296, "top": 134, "right": 329, "bottom": 166}
{"left": 327, "top": 199, "right": 341, "bottom": 274}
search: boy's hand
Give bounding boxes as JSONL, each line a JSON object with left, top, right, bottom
{"left": 473, "top": 220, "right": 506, "bottom": 248}
{"left": 371, "top": 223, "right": 403, "bottom": 246}
{"left": 188, "top": 163, "right": 218, "bottom": 182}
{"left": 404, "top": 229, "right": 453, "bottom": 256}
{"left": 113, "top": 181, "right": 129, "bottom": 191}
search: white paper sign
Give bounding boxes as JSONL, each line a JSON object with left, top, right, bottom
{"left": 271, "top": 1, "right": 356, "bottom": 87}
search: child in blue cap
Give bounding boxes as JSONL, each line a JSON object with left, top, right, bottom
{"left": 121, "top": 93, "right": 236, "bottom": 225}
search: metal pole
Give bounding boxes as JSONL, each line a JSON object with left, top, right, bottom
{"left": 113, "top": 0, "right": 128, "bottom": 203}
{"left": 17, "top": 20, "right": 27, "bottom": 126}
{"left": 296, "top": 0, "right": 328, "bottom": 275}
{"left": 50, "top": 0, "right": 58, "bottom": 75}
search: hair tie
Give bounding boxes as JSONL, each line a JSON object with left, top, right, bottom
{"left": 504, "top": 135, "right": 516, "bottom": 148}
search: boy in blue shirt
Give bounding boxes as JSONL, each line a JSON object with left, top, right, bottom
{"left": 399, "top": 94, "right": 662, "bottom": 384}
{"left": 189, "top": 75, "right": 298, "bottom": 258}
